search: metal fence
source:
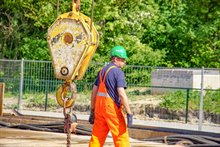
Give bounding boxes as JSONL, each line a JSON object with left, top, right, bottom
{"left": 0, "top": 59, "right": 155, "bottom": 94}
{"left": 0, "top": 59, "right": 220, "bottom": 128}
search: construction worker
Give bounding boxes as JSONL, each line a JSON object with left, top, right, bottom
{"left": 88, "top": 45, "right": 133, "bottom": 147}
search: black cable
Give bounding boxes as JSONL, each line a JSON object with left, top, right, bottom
{"left": 189, "top": 144, "right": 220, "bottom": 147}
{"left": 9, "top": 124, "right": 53, "bottom": 132}
{"left": 75, "top": 128, "right": 92, "bottom": 135}
{"left": 30, "top": 121, "right": 64, "bottom": 127}
{"left": 143, "top": 134, "right": 220, "bottom": 146}
{"left": 167, "top": 135, "right": 219, "bottom": 145}
{"left": 200, "top": 136, "right": 220, "bottom": 144}
{"left": 0, "top": 120, "right": 10, "bottom": 127}
{"left": 76, "top": 124, "right": 92, "bottom": 132}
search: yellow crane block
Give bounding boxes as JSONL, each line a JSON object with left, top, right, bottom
{"left": 75, "top": 13, "right": 99, "bottom": 80}
{"left": 56, "top": 82, "right": 76, "bottom": 108}
{"left": 47, "top": 2, "right": 99, "bottom": 108}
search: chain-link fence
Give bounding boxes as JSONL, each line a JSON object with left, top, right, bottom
{"left": 0, "top": 59, "right": 220, "bottom": 127}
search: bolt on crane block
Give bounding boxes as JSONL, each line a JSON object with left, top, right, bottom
{"left": 47, "top": 1, "right": 99, "bottom": 108}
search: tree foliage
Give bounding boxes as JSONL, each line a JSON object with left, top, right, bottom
{"left": 142, "top": 0, "right": 220, "bottom": 67}
{"left": 0, "top": 0, "right": 219, "bottom": 67}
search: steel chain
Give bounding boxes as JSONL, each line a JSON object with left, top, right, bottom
{"left": 63, "top": 98, "right": 72, "bottom": 147}
{"left": 66, "top": 114, "right": 71, "bottom": 147}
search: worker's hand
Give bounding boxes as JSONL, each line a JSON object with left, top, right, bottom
{"left": 127, "top": 113, "right": 133, "bottom": 127}
{"left": 89, "top": 109, "right": 95, "bottom": 124}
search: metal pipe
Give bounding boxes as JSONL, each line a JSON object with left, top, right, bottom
{"left": 198, "top": 66, "right": 204, "bottom": 131}
{"left": 0, "top": 83, "right": 5, "bottom": 116}
{"left": 57, "top": 0, "right": 59, "bottom": 16}
{"left": 90, "top": 0, "right": 94, "bottom": 32}
{"left": 185, "top": 89, "right": 189, "bottom": 123}
{"left": 18, "top": 58, "right": 24, "bottom": 111}
{"left": 44, "top": 88, "right": 48, "bottom": 111}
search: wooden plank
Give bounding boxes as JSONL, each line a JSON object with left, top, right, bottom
{"left": 0, "top": 128, "right": 177, "bottom": 147}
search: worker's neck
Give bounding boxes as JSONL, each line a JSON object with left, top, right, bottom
{"left": 111, "top": 61, "right": 120, "bottom": 68}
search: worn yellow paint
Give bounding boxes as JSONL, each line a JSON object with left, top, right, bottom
{"left": 47, "top": 2, "right": 99, "bottom": 108}
{"left": 47, "top": 8, "right": 98, "bottom": 81}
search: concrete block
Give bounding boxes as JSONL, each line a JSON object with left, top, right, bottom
{"left": 151, "top": 69, "right": 220, "bottom": 94}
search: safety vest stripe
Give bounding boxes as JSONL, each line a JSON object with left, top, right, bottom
{"left": 97, "top": 92, "right": 110, "bottom": 98}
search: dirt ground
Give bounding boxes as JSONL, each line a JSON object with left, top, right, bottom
{"left": 3, "top": 95, "right": 162, "bottom": 119}
{"left": 0, "top": 128, "right": 184, "bottom": 147}
{"left": 3, "top": 95, "right": 220, "bottom": 125}
{"left": 0, "top": 96, "right": 207, "bottom": 125}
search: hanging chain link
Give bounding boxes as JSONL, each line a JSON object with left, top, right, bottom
{"left": 63, "top": 99, "right": 72, "bottom": 147}
{"left": 62, "top": 82, "right": 76, "bottom": 147}
{"left": 63, "top": 82, "right": 77, "bottom": 147}
{"left": 55, "top": 0, "right": 96, "bottom": 146}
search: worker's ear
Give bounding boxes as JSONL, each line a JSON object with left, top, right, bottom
{"left": 115, "top": 57, "right": 121, "bottom": 62}
{"left": 111, "top": 56, "right": 116, "bottom": 62}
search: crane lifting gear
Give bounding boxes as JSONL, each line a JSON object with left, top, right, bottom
{"left": 47, "top": 0, "right": 98, "bottom": 108}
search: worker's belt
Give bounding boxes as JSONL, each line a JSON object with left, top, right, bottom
{"left": 97, "top": 92, "right": 111, "bottom": 98}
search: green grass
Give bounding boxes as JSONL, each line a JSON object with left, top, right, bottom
{"left": 159, "top": 89, "right": 220, "bottom": 114}
{"left": 3, "top": 88, "right": 220, "bottom": 114}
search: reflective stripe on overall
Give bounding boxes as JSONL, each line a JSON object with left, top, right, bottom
{"left": 89, "top": 66, "right": 130, "bottom": 147}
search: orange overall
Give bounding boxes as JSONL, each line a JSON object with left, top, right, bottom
{"left": 89, "top": 66, "right": 130, "bottom": 147}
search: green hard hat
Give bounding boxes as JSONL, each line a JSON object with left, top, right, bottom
{"left": 110, "top": 45, "right": 128, "bottom": 59}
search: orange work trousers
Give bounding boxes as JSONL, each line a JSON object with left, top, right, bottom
{"left": 89, "top": 67, "right": 130, "bottom": 147}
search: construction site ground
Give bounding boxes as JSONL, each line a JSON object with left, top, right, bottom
{"left": 16, "top": 110, "right": 220, "bottom": 134}
{"left": 1, "top": 109, "right": 220, "bottom": 147}
{"left": 0, "top": 109, "right": 182, "bottom": 147}
{"left": 0, "top": 128, "right": 182, "bottom": 147}
{"left": 1, "top": 96, "right": 220, "bottom": 146}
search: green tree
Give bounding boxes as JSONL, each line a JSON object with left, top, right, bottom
{"left": 0, "top": 0, "right": 219, "bottom": 68}
{"left": 0, "top": 0, "right": 57, "bottom": 59}
{"left": 142, "top": 0, "right": 220, "bottom": 68}
{"left": 93, "top": 0, "right": 165, "bottom": 65}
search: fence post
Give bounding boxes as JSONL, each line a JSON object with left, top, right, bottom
{"left": 44, "top": 80, "right": 49, "bottom": 111}
{"left": 198, "top": 66, "right": 204, "bottom": 131}
{"left": 185, "top": 89, "right": 189, "bottom": 123}
{"left": 18, "top": 58, "right": 24, "bottom": 111}
{"left": 0, "top": 83, "right": 5, "bottom": 116}
{"left": 44, "top": 90, "right": 48, "bottom": 111}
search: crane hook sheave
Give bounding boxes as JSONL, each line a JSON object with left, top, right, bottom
{"left": 48, "top": 0, "right": 99, "bottom": 108}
